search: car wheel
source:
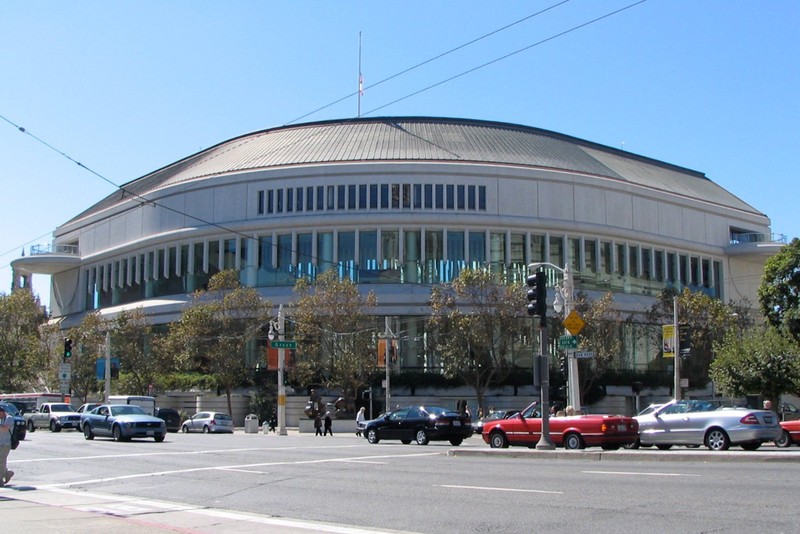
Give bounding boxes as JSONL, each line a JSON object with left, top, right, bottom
{"left": 27, "top": 420, "right": 35, "bottom": 433}
{"left": 50, "top": 420, "right": 61, "bottom": 433}
{"left": 564, "top": 432, "right": 584, "bottom": 450}
{"left": 776, "top": 429, "right": 792, "bottom": 448}
{"left": 181, "top": 424, "right": 189, "bottom": 433}
{"left": 656, "top": 444, "right": 673, "bottom": 450}
{"left": 154, "top": 435, "right": 165, "bottom": 443}
{"left": 623, "top": 438, "right": 640, "bottom": 450}
{"left": 705, "top": 428, "right": 730, "bottom": 451}
{"left": 401, "top": 439, "right": 411, "bottom": 444}
{"left": 83, "top": 424, "right": 94, "bottom": 440}
{"left": 113, "top": 425, "right": 125, "bottom": 442}
{"left": 203, "top": 425, "right": 210, "bottom": 434}
{"left": 489, "top": 431, "right": 508, "bottom": 449}
{"left": 366, "top": 428, "right": 380, "bottom": 444}
{"left": 415, "top": 429, "right": 429, "bottom": 445}
{"left": 449, "top": 438, "right": 463, "bottom": 446}
{"left": 740, "top": 442, "right": 761, "bottom": 451}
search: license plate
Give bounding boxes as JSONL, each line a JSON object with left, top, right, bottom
{"left": 617, "top": 424, "right": 628, "bottom": 432}
{"left": 453, "top": 421, "right": 461, "bottom": 426}
{"left": 147, "top": 430, "right": 154, "bottom": 436}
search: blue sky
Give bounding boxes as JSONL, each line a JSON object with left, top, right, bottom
{"left": 2, "top": 1, "right": 798, "bottom": 310}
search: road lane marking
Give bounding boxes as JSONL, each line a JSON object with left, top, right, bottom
{"left": 438, "top": 484, "right": 563, "bottom": 495}
{"left": 35, "top": 451, "right": 440, "bottom": 489}
{"left": 582, "top": 470, "right": 700, "bottom": 477}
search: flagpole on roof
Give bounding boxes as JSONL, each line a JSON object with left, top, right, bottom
{"left": 358, "top": 31, "right": 363, "bottom": 117}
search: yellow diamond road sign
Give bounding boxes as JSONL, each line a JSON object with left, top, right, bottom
{"left": 563, "top": 311, "right": 586, "bottom": 336}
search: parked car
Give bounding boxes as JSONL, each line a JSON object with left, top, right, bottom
{"left": 483, "top": 402, "right": 639, "bottom": 450}
{"left": 25, "top": 402, "right": 81, "bottom": 432}
{"left": 363, "top": 405, "right": 473, "bottom": 446}
{"left": 635, "top": 399, "right": 780, "bottom": 451}
{"left": 780, "top": 402, "right": 800, "bottom": 421}
{"left": 181, "top": 412, "right": 234, "bottom": 433}
{"left": 0, "top": 402, "right": 27, "bottom": 441}
{"left": 156, "top": 408, "right": 182, "bottom": 433}
{"left": 81, "top": 404, "right": 166, "bottom": 442}
{"left": 472, "top": 409, "right": 518, "bottom": 434}
{"left": 775, "top": 419, "right": 800, "bottom": 447}
{"left": 76, "top": 403, "right": 102, "bottom": 431}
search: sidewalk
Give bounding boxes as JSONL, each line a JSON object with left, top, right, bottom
{"left": 2, "top": 484, "right": 406, "bottom": 534}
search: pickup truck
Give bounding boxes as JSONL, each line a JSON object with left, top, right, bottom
{"left": 24, "top": 402, "right": 81, "bottom": 432}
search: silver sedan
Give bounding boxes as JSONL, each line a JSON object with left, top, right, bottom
{"left": 635, "top": 399, "right": 780, "bottom": 451}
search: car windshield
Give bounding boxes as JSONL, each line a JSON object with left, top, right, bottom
{"left": 0, "top": 403, "right": 20, "bottom": 416}
{"left": 110, "top": 405, "right": 146, "bottom": 416}
{"left": 50, "top": 404, "right": 75, "bottom": 412}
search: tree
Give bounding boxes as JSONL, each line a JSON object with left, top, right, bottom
{"left": 428, "top": 269, "right": 528, "bottom": 413}
{"left": 110, "top": 308, "right": 175, "bottom": 397}
{"left": 710, "top": 325, "right": 800, "bottom": 405}
{"left": 646, "top": 287, "right": 746, "bottom": 390}
{"left": 165, "top": 270, "right": 272, "bottom": 415}
{"left": 292, "top": 270, "right": 377, "bottom": 413}
{"left": 759, "top": 237, "right": 800, "bottom": 342}
{"left": 0, "top": 290, "right": 49, "bottom": 392}
{"left": 66, "top": 312, "right": 107, "bottom": 402}
{"left": 572, "top": 292, "right": 623, "bottom": 403}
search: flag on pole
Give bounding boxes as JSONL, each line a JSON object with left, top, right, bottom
{"left": 359, "top": 73, "right": 364, "bottom": 96}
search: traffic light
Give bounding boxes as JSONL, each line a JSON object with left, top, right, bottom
{"left": 559, "top": 355, "right": 568, "bottom": 378}
{"left": 526, "top": 270, "right": 547, "bottom": 324}
{"left": 63, "top": 338, "right": 73, "bottom": 359}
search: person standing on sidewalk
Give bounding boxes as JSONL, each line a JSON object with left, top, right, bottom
{"left": 0, "top": 405, "right": 15, "bottom": 487}
{"left": 355, "top": 407, "right": 366, "bottom": 437}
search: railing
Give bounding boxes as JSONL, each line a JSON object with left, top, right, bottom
{"left": 30, "top": 244, "right": 79, "bottom": 255}
{"left": 729, "top": 232, "right": 787, "bottom": 245}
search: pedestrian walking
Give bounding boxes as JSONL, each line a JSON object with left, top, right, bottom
{"left": 268, "top": 410, "right": 277, "bottom": 433}
{"left": 0, "top": 405, "right": 15, "bottom": 487}
{"left": 324, "top": 412, "right": 333, "bottom": 436}
{"left": 355, "top": 407, "right": 366, "bottom": 437}
{"left": 314, "top": 413, "right": 323, "bottom": 436}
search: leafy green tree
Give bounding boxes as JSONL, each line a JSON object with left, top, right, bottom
{"left": 647, "top": 288, "right": 746, "bottom": 390}
{"left": 710, "top": 325, "right": 800, "bottom": 405}
{"left": 292, "top": 270, "right": 378, "bottom": 412}
{"left": 0, "top": 290, "right": 49, "bottom": 392}
{"left": 572, "top": 292, "right": 623, "bottom": 403}
{"left": 428, "top": 269, "right": 528, "bottom": 412}
{"left": 110, "top": 308, "right": 174, "bottom": 397}
{"left": 67, "top": 312, "right": 107, "bottom": 402}
{"left": 759, "top": 237, "right": 800, "bottom": 342}
{"left": 165, "top": 270, "right": 272, "bottom": 415}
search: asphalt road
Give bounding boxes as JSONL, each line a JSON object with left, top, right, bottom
{"left": 5, "top": 428, "right": 799, "bottom": 533}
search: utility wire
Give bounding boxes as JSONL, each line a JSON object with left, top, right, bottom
{"left": 284, "top": 0, "right": 572, "bottom": 125}
{"left": 1, "top": 0, "right": 647, "bottom": 287}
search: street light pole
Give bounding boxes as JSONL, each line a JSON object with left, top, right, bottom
{"left": 268, "top": 305, "right": 288, "bottom": 436}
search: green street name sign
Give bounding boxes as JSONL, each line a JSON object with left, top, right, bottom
{"left": 558, "top": 335, "right": 578, "bottom": 350}
{"left": 270, "top": 340, "right": 297, "bottom": 349}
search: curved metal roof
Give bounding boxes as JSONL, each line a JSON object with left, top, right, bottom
{"left": 68, "top": 116, "right": 762, "bottom": 223}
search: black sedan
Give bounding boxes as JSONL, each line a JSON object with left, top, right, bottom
{"left": 363, "top": 406, "right": 473, "bottom": 446}
{"left": 0, "top": 402, "right": 26, "bottom": 442}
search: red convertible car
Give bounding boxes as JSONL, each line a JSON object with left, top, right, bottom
{"left": 482, "top": 402, "right": 639, "bottom": 450}
{"left": 775, "top": 419, "right": 800, "bottom": 447}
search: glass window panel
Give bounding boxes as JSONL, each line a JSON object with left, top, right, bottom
{"left": 447, "top": 231, "right": 465, "bottom": 260}
{"left": 435, "top": 184, "right": 444, "bottom": 209}
{"left": 584, "top": 240, "right": 597, "bottom": 273}
{"left": 348, "top": 185, "right": 356, "bottom": 209}
{"left": 257, "top": 191, "right": 264, "bottom": 215}
{"left": 327, "top": 185, "right": 335, "bottom": 210}
{"left": 478, "top": 186, "right": 486, "bottom": 210}
{"left": 392, "top": 184, "right": 400, "bottom": 209}
{"left": 510, "top": 233, "right": 525, "bottom": 265}
{"left": 403, "top": 184, "right": 411, "bottom": 209}
{"left": 286, "top": 188, "right": 294, "bottom": 213}
{"left": 549, "top": 236, "right": 564, "bottom": 268}
{"left": 370, "top": 184, "right": 378, "bottom": 209}
{"left": 446, "top": 184, "right": 455, "bottom": 210}
{"left": 296, "top": 187, "right": 303, "bottom": 212}
{"left": 359, "top": 184, "right": 367, "bottom": 209}
{"left": 424, "top": 184, "right": 433, "bottom": 209}
{"left": 317, "top": 186, "right": 324, "bottom": 210}
{"left": 413, "top": 184, "right": 422, "bottom": 209}
{"left": 306, "top": 186, "right": 314, "bottom": 211}
{"left": 381, "top": 184, "right": 389, "bottom": 209}
{"left": 457, "top": 185, "right": 465, "bottom": 210}
{"left": 359, "top": 230, "right": 378, "bottom": 270}
{"left": 628, "top": 245, "right": 639, "bottom": 278}
{"left": 337, "top": 185, "right": 345, "bottom": 210}
{"left": 425, "top": 230, "right": 443, "bottom": 260}
{"left": 223, "top": 239, "right": 236, "bottom": 270}
{"left": 267, "top": 190, "right": 274, "bottom": 214}
{"left": 530, "top": 235, "right": 545, "bottom": 263}
{"left": 469, "top": 232, "right": 486, "bottom": 264}
{"left": 468, "top": 185, "right": 476, "bottom": 210}
{"left": 569, "top": 238, "right": 580, "bottom": 272}
{"left": 277, "top": 235, "right": 292, "bottom": 270}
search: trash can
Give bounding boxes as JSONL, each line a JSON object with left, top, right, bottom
{"left": 244, "top": 414, "right": 259, "bottom": 434}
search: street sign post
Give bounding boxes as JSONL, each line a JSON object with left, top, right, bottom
{"left": 558, "top": 335, "right": 578, "bottom": 350}
{"left": 270, "top": 340, "right": 297, "bottom": 349}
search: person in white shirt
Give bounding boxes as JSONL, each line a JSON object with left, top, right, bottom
{"left": 0, "top": 405, "right": 15, "bottom": 486}
{"left": 355, "top": 407, "right": 366, "bottom": 437}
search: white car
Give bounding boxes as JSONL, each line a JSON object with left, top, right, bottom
{"left": 181, "top": 412, "right": 234, "bottom": 433}
{"left": 635, "top": 399, "right": 780, "bottom": 451}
